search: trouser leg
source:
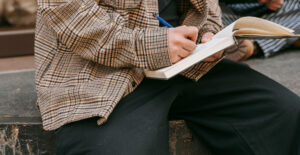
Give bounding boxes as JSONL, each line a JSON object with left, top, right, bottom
{"left": 54, "top": 77, "right": 183, "bottom": 155}
{"left": 55, "top": 59, "right": 300, "bottom": 155}
{"left": 169, "top": 59, "right": 300, "bottom": 155}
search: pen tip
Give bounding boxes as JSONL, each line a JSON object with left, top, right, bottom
{"left": 152, "top": 13, "right": 157, "bottom": 17}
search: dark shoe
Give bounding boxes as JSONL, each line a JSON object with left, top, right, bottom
{"left": 293, "top": 38, "right": 300, "bottom": 48}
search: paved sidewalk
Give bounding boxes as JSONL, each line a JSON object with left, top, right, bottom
{"left": 245, "top": 50, "right": 300, "bottom": 95}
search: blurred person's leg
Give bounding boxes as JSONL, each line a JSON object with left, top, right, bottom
{"left": 221, "top": 0, "right": 300, "bottom": 58}
{"left": 220, "top": 2, "right": 240, "bottom": 26}
{"left": 255, "top": 0, "right": 300, "bottom": 57}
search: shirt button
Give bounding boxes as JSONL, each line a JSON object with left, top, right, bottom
{"left": 131, "top": 81, "right": 137, "bottom": 87}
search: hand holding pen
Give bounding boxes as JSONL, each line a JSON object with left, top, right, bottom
{"left": 153, "top": 13, "right": 198, "bottom": 63}
{"left": 154, "top": 13, "right": 223, "bottom": 63}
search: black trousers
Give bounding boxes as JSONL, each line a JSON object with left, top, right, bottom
{"left": 55, "top": 59, "right": 300, "bottom": 155}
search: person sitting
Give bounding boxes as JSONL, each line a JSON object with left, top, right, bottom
{"left": 220, "top": 0, "right": 300, "bottom": 61}
{"left": 35, "top": 0, "right": 300, "bottom": 154}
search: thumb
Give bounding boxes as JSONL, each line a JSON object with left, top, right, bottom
{"left": 201, "top": 32, "right": 214, "bottom": 43}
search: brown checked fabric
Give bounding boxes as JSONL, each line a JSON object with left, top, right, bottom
{"left": 35, "top": 0, "right": 223, "bottom": 130}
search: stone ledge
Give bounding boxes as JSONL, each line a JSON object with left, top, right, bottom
{"left": 0, "top": 124, "right": 55, "bottom": 155}
{"left": 0, "top": 70, "right": 211, "bottom": 155}
{"left": 0, "top": 121, "right": 211, "bottom": 155}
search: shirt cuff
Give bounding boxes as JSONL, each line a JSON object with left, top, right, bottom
{"left": 144, "top": 27, "right": 172, "bottom": 70}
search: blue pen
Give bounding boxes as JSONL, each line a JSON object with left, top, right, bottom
{"left": 153, "top": 13, "right": 173, "bottom": 28}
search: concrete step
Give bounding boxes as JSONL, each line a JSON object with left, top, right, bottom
{"left": 0, "top": 125, "right": 55, "bottom": 155}
{"left": 0, "top": 56, "right": 34, "bottom": 72}
{"left": 0, "top": 123, "right": 210, "bottom": 155}
{"left": 0, "top": 70, "right": 211, "bottom": 155}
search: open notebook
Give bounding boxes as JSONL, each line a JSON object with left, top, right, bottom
{"left": 144, "top": 16, "right": 300, "bottom": 80}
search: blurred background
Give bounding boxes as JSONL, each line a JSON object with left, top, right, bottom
{"left": 0, "top": 0, "right": 36, "bottom": 72}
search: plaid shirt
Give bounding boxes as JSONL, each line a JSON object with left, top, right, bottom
{"left": 35, "top": 0, "right": 223, "bottom": 130}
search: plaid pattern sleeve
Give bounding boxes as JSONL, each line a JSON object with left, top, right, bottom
{"left": 178, "top": 0, "right": 224, "bottom": 81}
{"left": 199, "top": 0, "right": 223, "bottom": 36}
{"left": 38, "top": 0, "right": 172, "bottom": 70}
